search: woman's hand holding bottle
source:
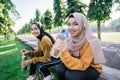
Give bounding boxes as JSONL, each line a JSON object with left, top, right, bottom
{"left": 50, "top": 29, "right": 68, "bottom": 58}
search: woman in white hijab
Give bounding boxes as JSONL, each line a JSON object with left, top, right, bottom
{"left": 54, "top": 12, "right": 105, "bottom": 80}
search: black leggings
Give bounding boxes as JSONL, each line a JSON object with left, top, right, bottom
{"left": 57, "top": 62, "right": 100, "bottom": 80}
{"left": 29, "top": 63, "right": 51, "bottom": 78}
{"left": 29, "top": 57, "right": 61, "bottom": 78}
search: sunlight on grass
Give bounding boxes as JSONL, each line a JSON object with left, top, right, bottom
{"left": 0, "top": 38, "right": 30, "bottom": 80}
{"left": 0, "top": 43, "right": 15, "bottom": 48}
{"left": 101, "top": 32, "right": 120, "bottom": 42}
{"left": 0, "top": 48, "right": 18, "bottom": 55}
{"left": 0, "top": 35, "right": 4, "bottom": 41}
{"left": 94, "top": 32, "right": 120, "bottom": 42}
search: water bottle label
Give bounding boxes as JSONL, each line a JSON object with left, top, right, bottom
{"left": 50, "top": 28, "right": 68, "bottom": 58}
{"left": 50, "top": 46, "right": 61, "bottom": 58}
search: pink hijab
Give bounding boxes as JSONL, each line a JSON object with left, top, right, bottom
{"left": 66, "top": 12, "right": 106, "bottom": 64}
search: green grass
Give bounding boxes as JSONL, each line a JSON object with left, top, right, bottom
{"left": 94, "top": 32, "right": 120, "bottom": 42}
{"left": 0, "top": 37, "right": 58, "bottom": 80}
{"left": 0, "top": 35, "right": 4, "bottom": 42}
{"left": 101, "top": 32, "right": 120, "bottom": 42}
{"left": 0, "top": 38, "right": 31, "bottom": 80}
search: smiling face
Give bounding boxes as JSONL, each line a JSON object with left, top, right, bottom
{"left": 31, "top": 24, "right": 40, "bottom": 37}
{"left": 67, "top": 17, "right": 81, "bottom": 37}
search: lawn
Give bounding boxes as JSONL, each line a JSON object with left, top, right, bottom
{"left": 0, "top": 35, "right": 4, "bottom": 41}
{"left": 0, "top": 38, "right": 30, "bottom": 80}
{"left": 101, "top": 32, "right": 120, "bottom": 42}
{"left": 93, "top": 32, "right": 120, "bottom": 42}
{"left": 0, "top": 37, "right": 58, "bottom": 80}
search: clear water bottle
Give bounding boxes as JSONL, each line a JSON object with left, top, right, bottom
{"left": 21, "top": 54, "right": 27, "bottom": 71}
{"left": 50, "top": 29, "right": 68, "bottom": 58}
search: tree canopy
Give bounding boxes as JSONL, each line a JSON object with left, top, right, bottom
{"left": 53, "top": 0, "right": 66, "bottom": 27}
{"left": 87, "top": 0, "right": 113, "bottom": 39}
{"left": 66, "top": 0, "right": 87, "bottom": 16}
{"left": 0, "top": 0, "right": 19, "bottom": 40}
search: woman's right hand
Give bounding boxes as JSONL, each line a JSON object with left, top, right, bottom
{"left": 21, "top": 49, "right": 29, "bottom": 55}
{"left": 22, "top": 59, "right": 32, "bottom": 68}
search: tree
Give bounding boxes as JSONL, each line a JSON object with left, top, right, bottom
{"left": 40, "top": 15, "right": 45, "bottom": 25}
{"left": 87, "top": 0, "right": 113, "bottom": 40}
{"left": 109, "top": 18, "right": 120, "bottom": 32}
{"left": 35, "top": 9, "right": 41, "bottom": 22}
{"left": 43, "top": 9, "right": 54, "bottom": 32}
{"left": 2, "top": 17, "right": 14, "bottom": 40}
{"left": 0, "top": 0, "right": 19, "bottom": 40}
{"left": 66, "top": 0, "right": 87, "bottom": 16}
{"left": 17, "top": 19, "right": 35, "bottom": 34}
{"left": 17, "top": 9, "right": 41, "bottom": 34}
{"left": 53, "top": 0, "right": 66, "bottom": 27}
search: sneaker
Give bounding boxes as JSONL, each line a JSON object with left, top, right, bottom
{"left": 26, "top": 75, "right": 37, "bottom": 80}
{"left": 51, "top": 73, "right": 54, "bottom": 79}
{"left": 43, "top": 74, "right": 54, "bottom": 80}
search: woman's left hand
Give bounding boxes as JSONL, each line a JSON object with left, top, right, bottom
{"left": 54, "top": 40, "right": 66, "bottom": 53}
{"left": 22, "top": 59, "right": 32, "bottom": 68}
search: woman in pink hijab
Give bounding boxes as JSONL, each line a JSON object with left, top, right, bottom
{"left": 54, "top": 12, "right": 105, "bottom": 80}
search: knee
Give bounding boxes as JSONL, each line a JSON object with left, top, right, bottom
{"left": 36, "top": 64, "right": 44, "bottom": 73}
{"left": 65, "top": 71, "right": 86, "bottom": 80}
{"left": 65, "top": 72, "right": 73, "bottom": 80}
{"left": 57, "top": 67, "right": 64, "bottom": 74}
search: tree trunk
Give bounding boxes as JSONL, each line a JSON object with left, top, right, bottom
{"left": 4, "top": 33, "right": 7, "bottom": 40}
{"left": 6, "top": 34, "right": 9, "bottom": 40}
{"left": 4, "top": 33, "right": 9, "bottom": 40}
{"left": 97, "top": 21, "right": 101, "bottom": 40}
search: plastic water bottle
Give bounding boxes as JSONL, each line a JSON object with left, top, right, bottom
{"left": 21, "top": 54, "right": 27, "bottom": 71}
{"left": 50, "top": 29, "right": 68, "bottom": 58}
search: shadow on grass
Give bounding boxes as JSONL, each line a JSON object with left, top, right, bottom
{"left": 0, "top": 38, "right": 31, "bottom": 80}
{"left": 0, "top": 37, "right": 59, "bottom": 80}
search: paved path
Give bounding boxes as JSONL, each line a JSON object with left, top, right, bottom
{"left": 101, "top": 41, "right": 120, "bottom": 70}
{"left": 17, "top": 35, "right": 120, "bottom": 80}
